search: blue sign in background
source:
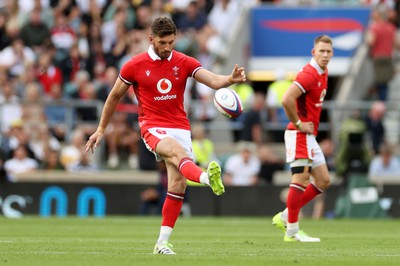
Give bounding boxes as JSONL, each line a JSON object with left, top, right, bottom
{"left": 251, "top": 7, "right": 371, "bottom": 57}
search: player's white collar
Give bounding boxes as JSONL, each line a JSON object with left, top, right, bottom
{"left": 310, "top": 58, "right": 325, "bottom": 75}
{"left": 148, "top": 45, "right": 173, "bottom": 61}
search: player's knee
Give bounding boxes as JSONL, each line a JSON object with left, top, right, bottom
{"left": 314, "top": 174, "right": 331, "bottom": 190}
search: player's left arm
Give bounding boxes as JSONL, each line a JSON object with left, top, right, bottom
{"left": 194, "top": 64, "right": 246, "bottom": 90}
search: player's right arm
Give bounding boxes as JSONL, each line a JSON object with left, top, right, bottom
{"left": 281, "top": 83, "right": 314, "bottom": 134}
{"left": 85, "top": 78, "right": 130, "bottom": 153}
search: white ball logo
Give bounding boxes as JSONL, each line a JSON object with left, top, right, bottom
{"left": 157, "top": 78, "right": 172, "bottom": 94}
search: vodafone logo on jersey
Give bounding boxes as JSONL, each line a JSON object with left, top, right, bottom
{"left": 157, "top": 78, "right": 172, "bottom": 94}
{"left": 154, "top": 78, "right": 177, "bottom": 101}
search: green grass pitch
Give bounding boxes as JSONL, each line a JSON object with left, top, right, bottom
{"left": 0, "top": 216, "right": 399, "bottom": 266}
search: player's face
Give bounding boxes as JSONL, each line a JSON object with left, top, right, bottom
{"left": 312, "top": 41, "right": 333, "bottom": 70}
{"left": 150, "top": 34, "right": 176, "bottom": 59}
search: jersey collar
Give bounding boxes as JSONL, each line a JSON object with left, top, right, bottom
{"left": 310, "top": 58, "right": 325, "bottom": 75}
{"left": 148, "top": 45, "right": 173, "bottom": 61}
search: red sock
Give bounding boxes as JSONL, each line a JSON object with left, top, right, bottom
{"left": 178, "top": 157, "right": 203, "bottom": 183}
{"left": 300, "top": 182, "right": 323, "bottom": 208}
{"left": 287, "top": 183, "right": 306, "bottom": 223}
{"left": 161, "top": 192, "right": 184, "bottom": 228}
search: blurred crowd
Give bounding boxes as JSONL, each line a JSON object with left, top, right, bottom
{"left": 0, "top": 0, "right": 399, "bottom": 189}
{"left": 0, "top": 0, "right": 264, "bottom": 182}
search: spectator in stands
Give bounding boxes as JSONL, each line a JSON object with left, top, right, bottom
{"left": 50, "top": 11, "right": 76, "bottom": 63}
{"left": 196, "top": 0, "right": 239, "bottom": 55}
{"left": 40, "top": 148, "right": 65, "bottom": 170}
{"left": 76, "top": 21, "right": 90, "bottom": 62}
{"left": 44, "top": 83, "right": 69, "bottom": 142}
{"left": 21, "top": 82, "right": 47, "bottom": 129}
{"left": 75, "top": 0, "right": 106, "bottom": 18}
{"left": 20, "top": 7, "right": 51, "bottom": 51}
{"left": 174, "top": 1, "right": 204, "bottom": 57}
{"left": 0, "top": 82, "right": 22, "bottom": 133}
{"left": 71, "top": 81, "right": 100, "bottom": 136}
{"left": 28, "top": 124, "right": 61, "bottom": 163}
{"left": 191, "top": 122, "right": 218, "bottom": 170}
{"left": 132, "top": 4, "right": 152, "bottom": 37}
{"left": 88, "top": 38, "right": 107, "bottom": 80}
{"left": 266, "top": 68, "right": 291, "bottom": 125}
{"left": 96, "top": 66, "right": 117, "bottom": 101}
{"left": 108, "top": 22, "right": 130, "bottom": 67}
{"left": 175, "top": 1, "right": 207, "bottom": 32}
{"left": 1, "top": 119, "right": 32, "bottom": 159}
{"left": 60, "top": 128, "right": 85, "bottom": 170}
{"left": 14, "top": 62, "right": 42, "bottom": 99}
{"left": 1, "top": 0, "right": 23, "bottom": 41}
{"left": 368, "top": 142, "right": 400, "bottom": 177}
{"left": 104, "top": 112, "right": 140, "bottom": 169}
{"left": 150, "top": 0, "right": 171, "bottom": 22}
{"left": 36, "top": 50, "right": 63, "bottom": 96}
{"left": 223, "top": 141, "right": 260, "bottom": 186}
{"left": 68, "top": 149, "right": 99, "bottom": 172}
{"left": 238, "top": 91, "right": 265, "bottom": 145}
{"left": 103, "top": 0, "right": 136, "bottom": 29}
{"left": 101, "top": 7, "right": 127, "bottom": 58}
{"left": 4, "top": 144, "right": 38, "bottom": 182}
{"left": 230, "top": 81, "right": 255, "bottom": 142}
{"left": 0, "top": 11, "right": 12, "bottom": 51}
{"left": 59, "top": 43, "right": 87, "bottom": 84}
{"left": 257, "top": 144, "right": 285, "bottom": 185}
{"left": 26, "top": 0, "right": 54, "bottom": 30}
{"left": 0, "top": 37, "right": 36, "bottom": 78}
{"left": 366, "top": 100, "right": 386, "bottom": 155}
{"left": 366, "top": 5, "right": 399, "bottom": 101}
{"left": 319, "top": 138, "right": 336, "bottom": 171}
{"left": 66, "top": 69, "right": 90, "bottom": 98}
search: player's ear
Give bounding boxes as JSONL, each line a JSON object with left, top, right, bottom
{"left": 149, "top": 34, "right": 153, "bottom": 43}
{"left": 311, "top": 48, "right": 315, "bottom": 56}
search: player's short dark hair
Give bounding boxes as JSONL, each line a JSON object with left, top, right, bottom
{"left": 151, "top": 17, "right": 177, "bottom": 37}
{"left": 314, "top": 35, "right": 332, "bottom": 45}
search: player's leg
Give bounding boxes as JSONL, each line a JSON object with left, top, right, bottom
{"left": 283, "top": 166, "right": 320, "bottom": 242}
{"left": 154, "top": 132, "right": 224, "bottom": 195}
{"left": 301, "top": 163, "right": 330, "bottom": 207}
{"left": 280, "top": 146, "right": 331, "bottom": 222}
{"left": 273, "top": 129, "right": 303, "bottom": 232}
{"left": 273, "top": 165, "right": 324, "bottom": 242}
{"left": 154, "top": 161, "right": 186, "bottom": 255}
{"left": 273, "top": 130, "right": 320, "bottom": 241}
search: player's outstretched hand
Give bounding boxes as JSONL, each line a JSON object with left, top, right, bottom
{"left": 230, "top": 64, "right": 246, "bottom": 83}
{"left": 85, "top": 131, "right": 104, "bottom": 153}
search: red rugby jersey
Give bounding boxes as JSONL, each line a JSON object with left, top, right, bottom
{"left": 119, "top": 46, "right": 202, "bottom": 132}
{"left": 287, "top": 58, "right": 328, "bottom": 136}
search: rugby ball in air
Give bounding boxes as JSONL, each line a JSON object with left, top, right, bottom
{"left": 213, "top": 88, "right": 243, "bottom": 119}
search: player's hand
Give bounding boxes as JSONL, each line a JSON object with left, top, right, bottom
{"left": 85, "top": 131, "right": 104, "bottom": 153}
{"left": 299, "top": 122, "right": 314, "bottom": 134}
{"left": 230, "top": 64, "right": 246, "bottom": 83}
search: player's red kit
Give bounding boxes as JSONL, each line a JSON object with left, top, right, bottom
{"left": 119, "top": 46, "right": 202, "bottom": 133}
{"left": 286, "top": 58, "right": 328, "bottom": 136}
{"left": 119, "top": 46, "right": 205, "bottom": 232}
